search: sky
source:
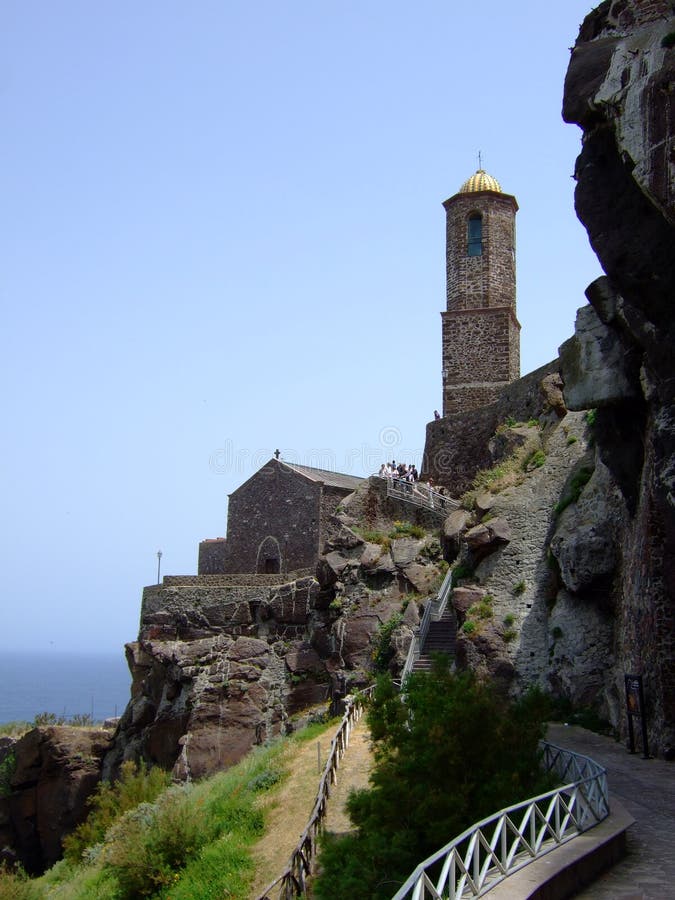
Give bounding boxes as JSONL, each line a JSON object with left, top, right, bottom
{"left": 2, "top": 1, "right": 603, "bottom": 654}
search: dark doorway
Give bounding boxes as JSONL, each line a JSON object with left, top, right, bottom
{"left": 263, "top": 557, "right": 280, "bottom": 574}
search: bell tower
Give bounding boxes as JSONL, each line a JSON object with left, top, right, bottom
{"left": 441, "top": 169, "right": 520, "bottom": 415}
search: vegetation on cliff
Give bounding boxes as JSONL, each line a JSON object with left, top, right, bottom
{"left": 0, "top": 719, "right": 335, "bottom": 900}
{"left": 314, "top": 662, "right": 552, "bottom": 900}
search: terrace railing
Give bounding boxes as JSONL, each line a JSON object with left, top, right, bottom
{"left": 391, "top": 741, "right": 609, "bottom": 899}
{"left": 257, "top": 684, "right": 376, "bottom": 900}
{"left": 385, "top": 477, "right": 460, "bottom": 517}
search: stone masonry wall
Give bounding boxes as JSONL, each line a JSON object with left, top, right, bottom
{"left": 198, "top": 539, "right": 227, "bottom": 575}
{"left": 444, "top": 191, "right": 517, "bottom": 312}
{"left": 442, "top": 189, "right": 519, "bottom": 416}
{"left": 223, "top": 460, "right": 322, "bottom": 573}
{"left": 442, "top": 308, "right": 520, "bottom": 415}
{"left": 424, "top": 359, "right": 560, "bottom": 495}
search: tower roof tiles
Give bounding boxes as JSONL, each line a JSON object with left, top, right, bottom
{"left": 458, "top": 169, "right": 502, "bottom": 194}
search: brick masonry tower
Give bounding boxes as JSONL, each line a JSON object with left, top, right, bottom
{"left": 441, "top": 169, "right": 520, "bottom": 415}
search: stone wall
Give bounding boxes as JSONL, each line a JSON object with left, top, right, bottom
{"left": 443, "top": 191, "right": 517, "bottom": 311}
{"left": 106, "top": 575, "right": 335, "bottom": 781}
{"left": 442, "top": 188, "right": 520, "bottom": 416}
{"left": 441, "top": 308, "right": 520, "bottom": 415}
{"left": 223, "top": 460, "right": 323, "bottom": 573}
{"left": 197, "top": 538, "right": 227, "bottom": 575}
{"left": 424, "top": 359, "right": 560, "bottom": 496}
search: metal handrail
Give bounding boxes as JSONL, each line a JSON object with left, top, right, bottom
{"left": 384, "top": 476, "right": 460, "bottom": 515}
{"left": 256, "top": 684, "right": 376, "bottom": 900}
{"left": 401, "top": 568, "right": 454, "bottom": 682}
{"left": 392, "top": 741, "right": 609, "bottom": 899}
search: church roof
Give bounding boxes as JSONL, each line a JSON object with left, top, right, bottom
{"left": 280, "top": 461, "right": 365, "bottom": 491}
{"left": 458, "top": 169, "right": 502, "bottom": 194}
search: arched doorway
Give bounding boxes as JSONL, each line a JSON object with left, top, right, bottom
{"left": 256, "top": 536, "right": 281, "bottom": 574}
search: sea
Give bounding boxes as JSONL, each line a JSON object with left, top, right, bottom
{"left": 0, "top": 650, "right": 132, "bottom": 725}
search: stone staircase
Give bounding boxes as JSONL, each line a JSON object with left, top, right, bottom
{"left": 411, "top": 607, "right": 457, "bottom": 672}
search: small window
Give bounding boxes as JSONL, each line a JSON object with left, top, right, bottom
{"left": 467, "top": 214, "right": 482, "bottom": 257}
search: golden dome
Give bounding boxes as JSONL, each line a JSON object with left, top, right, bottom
{"left": 459, "top": 169, "right": 502, "bottom": 194}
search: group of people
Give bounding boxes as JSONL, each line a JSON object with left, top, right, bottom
{"left": 378, "top": 460, "right": 420, "bottom": 483}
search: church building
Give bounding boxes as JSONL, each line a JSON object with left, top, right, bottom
{"left": 198, "top": 459, "right": 364, "bottom": 575}
{"left": 441, "top": 168, "right": 520, "bottom": 415}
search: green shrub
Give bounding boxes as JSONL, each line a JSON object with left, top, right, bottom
{"left": 585, "top": 409, "right": 597, "bottom": 426}
{"left": 32, "top": 711, "right": 66, "bottom": 727}
{"left": 329, "top": 598, "right": 344, "bottom": 614}
{"left": 63, "top": 760, "right": 172, "bottom": 863}
{"left": 566, "top": 435, "right": 578, "bottom": 445}
{"left": 503, "top": 613, "right": 515, "bottom": 627}
{"left": 512, "top": 580, "right": 526, "bottom": 595}
{"left": 359, "top": 530, "right": 391, "bottom": 552}
{"left": 0, "top": 863, "right": 42, "bottom": 899}
{"left": 527, "top": 418, "right": 539, "bottom": 428}
{"left": 389, "top": 521, "right": 425, "bottom": 540}
{"left": 373, "top": 614, "right": 403, "bottom": 672}
{"left": 503, "top": 629, "right": 517, "bottom": 643}
{"left": 419, "top": 538, "right": 442, "bottom": 561}
{"left": 70, "top": 713, "right": 95, "bottom": 727}
{"left": 0, "top": 723, "right": 30, "bottom": 739}
{"left": 462, "top": 621, "right": 476, "bottom": 635}
{"left": 451, "top": 561, "right": 474, "bottom": 581}
{"left": 314, "top": 666, "right": 552, "bottom": 900}
{"left": 523, "top": 449, "right": 546, "bottom": 470}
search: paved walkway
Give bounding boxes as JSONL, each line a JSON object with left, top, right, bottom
{"left": 546, "top": 723, "right": 675, "bottom": 899}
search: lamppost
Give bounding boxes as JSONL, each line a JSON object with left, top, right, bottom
{"left": 157, "top": 550, "right": 162, "bottom": 584}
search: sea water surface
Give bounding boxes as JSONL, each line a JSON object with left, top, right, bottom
{"left": 0, "top": 650, "right": 131, "bottom": 724}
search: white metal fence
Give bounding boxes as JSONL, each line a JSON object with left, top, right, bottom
{"left": 392, "top": 741, "right": 609, "bottom": 899}
{"left": 385, "top": 477, "right": 460, "bottom": 516}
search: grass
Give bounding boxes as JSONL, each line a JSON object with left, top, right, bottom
{"left": 3, "top": 719, "right": 339, "bottom": 900}
{"left": 461, "top": 595, "right": 494, "bottom": 637}
{"left": 463, "top": 426, "right": 544, "bottom": 499}
{"left": 389, "top": 521, "right": 425, "bottom": 540}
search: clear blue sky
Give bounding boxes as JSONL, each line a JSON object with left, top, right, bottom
{"left": 2, "top": 1, "right": 601, "bottom": 653}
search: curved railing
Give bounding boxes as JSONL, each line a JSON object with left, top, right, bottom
{"left": 257, "top": 685, "right": 375, "bottom": 900}
{"left": 401, "top": 568, "right": 454, "bottom": 682}
{"left": 391, "top": 741, "right": 609, "bottom": 899}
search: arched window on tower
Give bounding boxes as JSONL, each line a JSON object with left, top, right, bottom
{"left": 467, "top": 213, "right": 483, "bottom": 257}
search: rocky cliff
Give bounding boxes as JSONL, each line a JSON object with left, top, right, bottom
{"left": 559, "top": 0, "right": 675, "bottom": 756}
{"left": 0, "top": 726, "right": 113, "bottom": 874}
{"left": 102, "top": 479, "right": 446, "bottom": 782}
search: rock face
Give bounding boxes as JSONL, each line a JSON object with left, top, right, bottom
{"left": 104, "top": 509, "right": 445, "bottom": 782}
{"left": 1, "top": 727, "right": 112, "bottom": 874}
{"left": 560, "top": 0, "right": 675, "bottom": 755}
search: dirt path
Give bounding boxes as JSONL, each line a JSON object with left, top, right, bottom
{"left": 248, "top": 716, "right": 374, "bottom": 898}
{"left": 323, "top": 717, "right": 374, "bottom": 834}
{"left": 249, "top": 736, "right": 326, "bottom": 898}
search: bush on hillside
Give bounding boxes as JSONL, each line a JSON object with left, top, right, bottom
{"left": 62, "top": 760, "right": 172, "bottom": 863}
{"left": 314, "top": 662, "right": 552, "bottom": 900}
